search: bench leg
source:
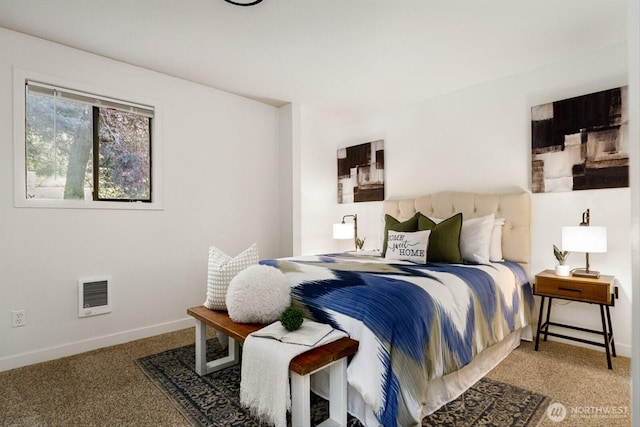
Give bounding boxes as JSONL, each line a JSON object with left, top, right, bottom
{"left": 291, "top": 372, "right": 311, "bottom": 427}
{"left": 290, "top": 358, "right": 348, "bottom": 427}
{"left": 326, "top": 358, "right": 348, "bottom": 426}
{"left": 216, "top": 330, "right": 229, "bottom": 350}
{"left": 194, "top": 318, "right": 240, "bottom": 376}
{"left": 195, "top": 318, "right": 207, "bottom": 375}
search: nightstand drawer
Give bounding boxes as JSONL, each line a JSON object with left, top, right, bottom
{"left": 535, "top": 273, "right": 611, "bottom": 304}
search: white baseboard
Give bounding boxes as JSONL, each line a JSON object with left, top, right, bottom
{"left": 3, "top": 317, "right": 629, "bottom": 372}
{"left": 0, "top": 317, "right": 194, "bottom": 372}
{"left": 542, "top": 335, "right": 632, "bottom": 358}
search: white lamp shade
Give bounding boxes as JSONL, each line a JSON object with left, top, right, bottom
{"left": 562, "top": 226, "right": 607, "bottom": 253}
{"left": 333, "top": 223, "right": 354, "bottom": 240}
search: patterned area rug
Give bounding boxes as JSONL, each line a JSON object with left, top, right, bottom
{"left": 136, "top": 339, "right": 551, "bottom": 427}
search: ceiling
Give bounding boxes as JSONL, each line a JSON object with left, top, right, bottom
{"left": 0, "top": 0, "right": 628, "bottom": 120}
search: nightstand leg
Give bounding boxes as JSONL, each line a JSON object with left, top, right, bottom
{"left": 606, "top": 305, "right": 616, "bottom": 357}
{"left": 543, "top": 297, "right": 553, "bottom": 342}
{"left": 535, "top": 296, "right": 545, "bottom": 351}
{"left": 599, "top": 305, "right": 612, "bottom": 370}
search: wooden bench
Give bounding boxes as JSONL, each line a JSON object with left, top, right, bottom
{"left": 187, "top": 306, "right": 358, "bottom": 427}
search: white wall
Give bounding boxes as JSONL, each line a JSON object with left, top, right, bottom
{"left": 295, "top": 106, "right": 344, "bottom": 255}
{"left": 299, "top": 43, "right": 632, "bottom": 356}
{"left": 0, "top": 28, "right": 283, "bottom": 371}
{"left": 628, "top": 0, "right": 639, "bottom": 423}
{"left": 278, "top": 103, "right": 294, "bottom": 257}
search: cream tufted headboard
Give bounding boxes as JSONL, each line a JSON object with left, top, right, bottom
{"left": 383, "top": 191, "right": 530, "bottom": 271}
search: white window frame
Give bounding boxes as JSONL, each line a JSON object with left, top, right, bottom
{"left": 13, "top": 68, "right": 164, "bottom": 210}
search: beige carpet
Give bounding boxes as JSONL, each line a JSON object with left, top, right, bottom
{"left": 0, "top": 328, "right": 631, "bottom": 426}
{"left": 487, "top": 340, "right": 631, "bottom": 427}
{"left": 136, "top": 338, "right": 551, "bottom": 426}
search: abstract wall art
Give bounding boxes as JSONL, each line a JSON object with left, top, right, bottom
{"left": 531, "top": 87, "right": 628, "bottom": 193}
{"left": 337, "top": 140, "right": 384, "bottom": 203}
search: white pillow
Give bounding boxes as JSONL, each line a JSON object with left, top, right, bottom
{"left": 226, "top": 264, "right": 291, "bottom": 324}
{"left": 429, "top": 214, "right": 495, "bottom": 264}
{"left": 460, "top": 214, "right": 495, "bottom": 263}
{"left": 384, "top": 230, "right": 431, "bottom": 263}
{"left": 490, "top": 218, "right": 506, "bottom": 262}
{"left": 203, "top": 243, "right": 259, "bottom": 310}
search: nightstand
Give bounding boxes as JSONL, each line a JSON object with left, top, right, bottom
{"left": 533, "top": 269, "right": 618, "bottom": 369}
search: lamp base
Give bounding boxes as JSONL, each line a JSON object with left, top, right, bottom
{"left": 571, "top": 269, "right": 600, "bottom": 279}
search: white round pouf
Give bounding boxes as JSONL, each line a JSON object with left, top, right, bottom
{"left": 226, "top": 264, "right": 291, "bottom": 323}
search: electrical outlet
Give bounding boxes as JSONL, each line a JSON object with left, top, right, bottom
{"left": 12, "top": 309, "right": 26, "bottom": 327}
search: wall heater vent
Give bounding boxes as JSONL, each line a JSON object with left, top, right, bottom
{"left": 78, "top": 277, "right": 111, "bottom": 318}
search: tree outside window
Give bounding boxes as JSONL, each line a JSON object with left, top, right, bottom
{"left": 25, "top": 82, "right": 152, "bottom": 202}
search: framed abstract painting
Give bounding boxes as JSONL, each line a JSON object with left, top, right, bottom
{"left": 531, "top": 87, "right": 628, "bottom": 193}
{"left": 337, "top": 140, "right": 384, "bottom": 203}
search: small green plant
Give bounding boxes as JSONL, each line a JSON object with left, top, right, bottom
{"left": 280, "top": 307, "right": 304, "bottom": 331}
{"left": 356, "top": 237, "right": 366, "bottom": 250}
{"left": 553, "top": 244, "right": 569, "bottom": 265}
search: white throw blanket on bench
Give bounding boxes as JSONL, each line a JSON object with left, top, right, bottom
{"left": 240, "top": 327, "right": 348, "bottom": 427}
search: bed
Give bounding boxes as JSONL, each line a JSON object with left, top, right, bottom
{"left": 261, "top": 191, "right": 533, "bottom": 426}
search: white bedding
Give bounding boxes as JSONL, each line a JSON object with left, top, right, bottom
{"left": 261, "top": 253, "right": 534, "bottom": 426}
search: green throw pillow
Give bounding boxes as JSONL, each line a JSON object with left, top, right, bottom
{"left": 382, "top": 213, "right": 419, "bottom": 256}
{"left": 418, "top": 212, "right": 463, "bottom": 263}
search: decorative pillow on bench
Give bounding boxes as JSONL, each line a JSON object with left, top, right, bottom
{"left": 204, "top": 243, "right": 259, "bottom": 310}
{"left": 226, "top": 264, "right": 290, "bottom": 323}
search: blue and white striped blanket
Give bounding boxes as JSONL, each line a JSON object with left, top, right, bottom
{"left": 261, "top": 253, "right": 534, "bottom": 426}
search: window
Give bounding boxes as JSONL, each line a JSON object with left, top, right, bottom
{"left": 24, "top": 81, "right": 153, "bottom": 203}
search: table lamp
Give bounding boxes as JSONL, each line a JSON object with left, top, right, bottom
{"left": 561, "top": 209, "right": 607, "bottom": 278}
{"left": 333, "top": 214, "right": 358, "bottom": 251}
